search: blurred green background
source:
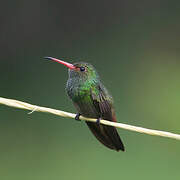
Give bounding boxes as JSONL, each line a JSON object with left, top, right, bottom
{"left": 0, "top": 1, "right": 180, "bottom": 179}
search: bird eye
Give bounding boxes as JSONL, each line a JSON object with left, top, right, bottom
{"left": 80, "top": 66, "right": 85, "bottom": 72}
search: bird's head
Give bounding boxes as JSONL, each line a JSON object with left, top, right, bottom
{"left": 45, "top": 57, "right": 99, "bottom": 81}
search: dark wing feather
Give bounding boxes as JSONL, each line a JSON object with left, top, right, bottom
{"left": 86, "top": 84, "right": 125, "bottom": 151}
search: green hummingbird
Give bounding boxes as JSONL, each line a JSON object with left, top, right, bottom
{"left": 45, "top": 57, "right": 125, "bottom": 151}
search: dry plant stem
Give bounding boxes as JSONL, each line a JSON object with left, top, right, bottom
{"left": 0, "top": 97, "right": 180, "bottom": 140}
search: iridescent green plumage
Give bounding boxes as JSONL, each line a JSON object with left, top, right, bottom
{"left": 66, "top": 62, "right": 125, "bottom": 151}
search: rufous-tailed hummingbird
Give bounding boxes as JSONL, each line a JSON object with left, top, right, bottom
{"left": 45, "top": 57, "right": 125, "bottom": 151}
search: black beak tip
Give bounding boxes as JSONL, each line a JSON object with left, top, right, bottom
{"left": 44, "top": 56, "right": 53, "bottom": 60}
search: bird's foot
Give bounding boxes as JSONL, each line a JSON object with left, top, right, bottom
{"left": 75, "top": 113, "right": 81, "bottom": 121}
{"left": 96, "top": 117, "right": 101, "bottom": 125}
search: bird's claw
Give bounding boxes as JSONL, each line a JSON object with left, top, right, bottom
{"left": 96, "top": 117, "right": 101, "bottom": 124}
{"left": 75, "top": 113, "right": 81, "bottom": 121}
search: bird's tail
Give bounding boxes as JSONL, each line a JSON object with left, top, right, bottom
{"left": 86, "top": 122, "right": 125, "bottom": 151}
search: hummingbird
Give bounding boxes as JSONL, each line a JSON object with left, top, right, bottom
{"left": 45, "top": 57, "right": 125, "bottom": 151}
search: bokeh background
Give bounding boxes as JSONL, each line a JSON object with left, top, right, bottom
{"left": 0, "top": 1, "right": 180, "bottom": 179}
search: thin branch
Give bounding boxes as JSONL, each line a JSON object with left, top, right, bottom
{"left": 0, "top": 97, "right": 180, "bottom": 140}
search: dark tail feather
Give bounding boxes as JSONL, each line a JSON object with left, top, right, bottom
{"left": 86, "top": 122, "right": 125, "bottom": 151}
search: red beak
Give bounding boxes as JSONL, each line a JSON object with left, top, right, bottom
{"left": 45, "top": 57, "right": 75, "bottom": 70}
